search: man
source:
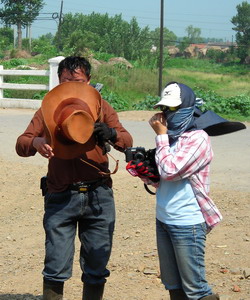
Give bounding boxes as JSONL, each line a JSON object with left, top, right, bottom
{"left": 127, "top": 82, "right": 222, "bottom": 300}
{"left": 16, "top": 56, "right": 133, "bottom": 300}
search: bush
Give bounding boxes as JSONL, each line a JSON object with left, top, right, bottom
{"left": 93, "top": 52, "right": 115, "bottom": 62}
{"left": 101, "top": 89, "right": 129, "bottom": 111}
{"left": 2, "top": 58, "right": 28, "bottom": 68}
{"left": 31, "top": 36, "right": 58, "bottom": 58}
{"left": 0, "top": 27, "right": 14, "bottom": 53}
{"left": 194, "top": 87, "right": 250, "bottom": 117}
{"left": 132, "top": 87, "right": 250, "bottom": 118}
{"left": 133, "top": 95, "right": 160, "bottom": 110}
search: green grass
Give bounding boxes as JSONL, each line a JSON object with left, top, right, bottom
{"left": 0, "top": 55, "right": 249, "bottom": 120}
{"left": 93, "top": 57, "right": 249, "bottom": 98}
{"left": 93, "top": 60, "right": 250, "bottom": 120}
{"left": 162, "top": 68, "right": 250, "bottom": 98}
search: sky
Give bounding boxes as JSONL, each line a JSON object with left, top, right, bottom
{"left": 19, "top": 0, "right": 247, "bottom": 42}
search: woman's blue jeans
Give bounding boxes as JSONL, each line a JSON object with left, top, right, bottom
{"left": 156, "top": 219, "right": 213, "bottom": 300}
{"left": 42, "top": 184, "right": 115, "bottom": 285}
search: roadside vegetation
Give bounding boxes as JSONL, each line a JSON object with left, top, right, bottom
{"left": 0, "top": 1, "right": 249, "bottom": 121}
{"left": 1, "top": 55, "right": 249, "bottom": 121}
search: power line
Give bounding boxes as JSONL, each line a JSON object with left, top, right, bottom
{"left": 27, "top": 3, "right": 236, "bottom": 39}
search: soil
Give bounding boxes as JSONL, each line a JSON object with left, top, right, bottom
{"left": 0, "top": 109, "right": 249, "bottom": 300}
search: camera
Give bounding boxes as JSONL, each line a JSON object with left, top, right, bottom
{"left": 125, "top": 147, "right": 157, "bottom": 168}
{"left": 125, "top": 147, "right": 159, "bottom": 182}
{"left": 125, "top": 147, "right": 147, "bottom": 162}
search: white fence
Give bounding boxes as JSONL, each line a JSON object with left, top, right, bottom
{"left": 0, "top": 56, "right": 65, "bottom": 109}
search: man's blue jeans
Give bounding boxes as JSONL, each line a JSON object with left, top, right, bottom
{"left": 156, "top": 219, "right": 213, "bottom": 300}
{"left": 42, "top": 184, "right": 115, "bottom": 285}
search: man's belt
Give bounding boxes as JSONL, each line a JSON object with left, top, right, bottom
{"left": 68, "top": 178, "right": 108, "bottom": 193}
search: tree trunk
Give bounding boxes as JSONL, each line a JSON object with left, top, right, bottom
{"left": 17, "top": 22, "right": 22, "bottom": 49}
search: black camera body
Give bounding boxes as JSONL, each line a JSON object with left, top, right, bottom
{"left": 125, "top": 147, "right": 159, "bottom": 182}
{"left": 125, "top": 147, "right": 157, "bottom": 168}
{"left": 125, "top": 147, "right": 147, "bottom": 162}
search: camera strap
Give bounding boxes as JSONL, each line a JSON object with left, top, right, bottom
{"left": 144, "top": 183, "right": 156, "bottom": 195}
{"left": 80, "top": 152, "right": 119, "bottom": 176}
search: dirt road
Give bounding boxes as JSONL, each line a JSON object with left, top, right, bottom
{"left": 0, "top": 108, "right": 249, "bottom": 300}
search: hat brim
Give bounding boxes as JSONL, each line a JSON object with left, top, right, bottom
{"left": 153, "top": 97, "right": 182, "bottom": 109}
{"left": 194, "top": 110, "right": 246, "bottom": 136}
{"left": 41, "top": 82, "right": 102, "bottom": 159}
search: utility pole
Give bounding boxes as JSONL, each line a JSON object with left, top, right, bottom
{"left": 158, "top": 0, "right": 164, "bottom": 96}
{"left": 59, "top": 0, "right": 64, "bottom": 28}
{"left": 57, "top": 0, "right": 64, "bottom": 50}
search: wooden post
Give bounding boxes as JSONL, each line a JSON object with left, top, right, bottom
{"left": 158, "top": 0, "right": 164, "bottom": 96}
{"left": 48, "top": 56, "right": 65, "bottom": 90}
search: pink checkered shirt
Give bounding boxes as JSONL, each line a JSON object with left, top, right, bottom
{"left": 143, "top": 130, "right": 222, "bottom": 231}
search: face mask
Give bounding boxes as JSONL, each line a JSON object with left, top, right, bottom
{"left": 165, "top": 107, "right": 195, "bottom": 140}
{"left": 164, "top": 110, "right": 177, "bottom": 122}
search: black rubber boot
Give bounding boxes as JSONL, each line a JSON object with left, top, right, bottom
{"left": 200, "top": 294, "right": 220, "bottom": 300}
{"left": 82, "top": 283, "right": 105, "bottom": 300}
{"left": 43, "top": 279, "right": 64, "bottom": 300}
{"left": 169, "top": 289, "right": 188, "bottom": 300}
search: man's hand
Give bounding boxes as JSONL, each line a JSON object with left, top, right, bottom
{"left": 94, "top": 123, "right": 117, "bottom": 143}
{"left": 149, "top": 113, "right": 167, "bottom": 135}
{"left": 33, "top": 137, "right": 54, "bottom": 159}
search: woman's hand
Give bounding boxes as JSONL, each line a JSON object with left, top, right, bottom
{"left": 149, "top": 113, "right": 167, "bottom": 135}
{"left": 33, "top": 137, "right": 54, "bottom": 159}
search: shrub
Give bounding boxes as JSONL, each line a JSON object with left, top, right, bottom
{"left": 0, "top": 27, "right": 14, "bottom": 53}
{"left": 93, "top": 52, "right": 115, "bottom": 62}
{"left": 194, "top": 87, "right": 250, "bottom": 117}
{"left": 31, "top": 36, "right": 58, "bottom": 58}
{"left": 133, "top": 95, "right": 160, "bottom": 110}
{"left": 132, "top": 88, "right": 250, "bottom": 118}
{"left": 2, "top": 58, "right": 28, "bottom": 68}
{"left": 101, "top": 89, "right": 129, "bottom": 111}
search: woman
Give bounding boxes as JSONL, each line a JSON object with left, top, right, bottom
{"left": 127, "top": 82, "right": 221, "bottom": 300}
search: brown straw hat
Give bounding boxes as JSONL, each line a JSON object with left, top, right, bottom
{"left": 41, "top": 82, "right": 102, "bottom": 159}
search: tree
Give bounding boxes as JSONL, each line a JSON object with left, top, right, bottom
{"left": 55, "top": 12, "right": 153, "bottom": 61}
{"left": 177, "top": 25, "right": 204, "bottom": 53}
{"left": 0, "top": 27, "right": 13, "bottom": 52}
{"left": 150, "top": 27, "right": 177, "bottom": 48}
{"left": 185, "top": 25, "right": 203, "bottom": 43}
{"left": 231, "top": 1, "right": 250, "bottom": 63}
{"left": 178, "top": 37, "right": 191, "bottom": 53}
{"left": 30, "top": 33, "right": 57, "bottom": 58}
{"left": 0, "top": 0, "right": 44, "bottom": 49}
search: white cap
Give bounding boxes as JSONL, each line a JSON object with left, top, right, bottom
{"left": 154, "top": 83, "right": 182, "bottom": 108}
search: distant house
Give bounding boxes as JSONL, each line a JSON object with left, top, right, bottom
{"left": 187, "top": 42, "right": 236, "bottom": 57}
{"left": 206, "top": 42, "right": 236, "bottom": 49}
{"left": 190, "top": 43, "right": 207, "bottom": 49}
{"left": 166, "top": 46, "right": 180, "bottom": 57}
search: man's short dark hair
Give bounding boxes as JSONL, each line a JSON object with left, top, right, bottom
{"left": 58, "top": 56, "right": 91, "bottom": 79}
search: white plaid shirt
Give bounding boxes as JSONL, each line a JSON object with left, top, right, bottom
{"left": 143, "top": 130, "right": 222, "bottom": 231}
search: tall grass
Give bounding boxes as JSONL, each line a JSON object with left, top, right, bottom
{"left": 92, "top": 64, "right": 159, "bottom": 101}
{"left": 1, "top": 56, "right": 249, "bottom": 120}
{"left": 92, "top": 60, "right": 250, "bottom": 108}
{"left": 162, "top": 68, "right": 250, "bottom": 97}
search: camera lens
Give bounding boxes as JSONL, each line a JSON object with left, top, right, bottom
{"left": 134, "top": 152, "right": 145, "bottom": 161}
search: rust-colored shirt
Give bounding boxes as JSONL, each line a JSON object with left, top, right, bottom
{"left": 16, "top": 99, "right": 133, "bottom": 192}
